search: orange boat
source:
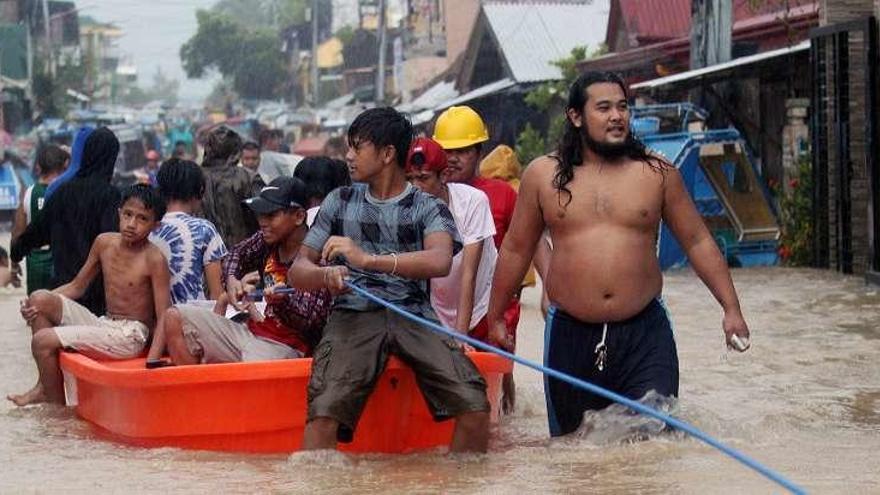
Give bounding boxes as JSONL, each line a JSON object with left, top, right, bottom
{"left": 59, "top": 352, "right": 511, "bottom": 454}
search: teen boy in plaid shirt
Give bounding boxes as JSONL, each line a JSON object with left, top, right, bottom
{"left": 289, "top": 107, "right": 491, "bottom": 452}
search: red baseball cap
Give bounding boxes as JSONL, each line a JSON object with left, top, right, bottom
{"left": 406, "top": 137, "right": 447, "bottom": 173}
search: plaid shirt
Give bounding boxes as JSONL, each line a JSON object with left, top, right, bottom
{"left": 303, "top": 183, "right": 461, "bottom": 318}
{"left": 223, "top": 231, "right": 332, "bottom": 353}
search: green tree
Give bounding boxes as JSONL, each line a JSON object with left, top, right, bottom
{"left": 214, "top": 0, "right": 307, "bottom": 29}
{"left": 515, "top": 44, "right": 607, "bottom": 166}
{"left": 180, "top": 10, "right": 288, "bottom": 100}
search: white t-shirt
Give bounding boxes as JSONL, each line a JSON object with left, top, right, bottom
{"left": 431, "top": 183, "right": 497, "bottom": 330}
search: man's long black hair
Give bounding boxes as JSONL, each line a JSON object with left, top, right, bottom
{"left": 554, "top": 71, "right": 661, "bottom": 208}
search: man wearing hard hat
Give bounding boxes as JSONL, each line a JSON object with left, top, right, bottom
{"left": 433, "top": 105, "right": 519, "bottom": 413}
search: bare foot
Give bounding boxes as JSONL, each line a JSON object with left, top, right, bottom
{"left": 501, "top": 373, "right": 515, "bottom": 415}
{"left": 7, "top": 384, "right": 48, "bottom": 406}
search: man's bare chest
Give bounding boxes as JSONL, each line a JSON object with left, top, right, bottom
{"left": 542, "top": 167, "right": 664, "bottom": 230}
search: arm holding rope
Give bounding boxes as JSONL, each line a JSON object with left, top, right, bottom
{"left": 321, "top": 232, "right": 454, "bottom": 280}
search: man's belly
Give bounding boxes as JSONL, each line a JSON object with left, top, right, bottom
{"left": 546, "top": 232, "right": 663, "bottom": 323}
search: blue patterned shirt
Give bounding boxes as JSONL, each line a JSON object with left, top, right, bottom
{"left": 150, "top": 211, "right": 228, "bottom": 304}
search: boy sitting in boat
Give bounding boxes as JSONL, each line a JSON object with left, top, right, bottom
{"left": 150, "top": 177, "right": 332, "bottom": 366}
{"left": 289, "top": 108, "right": 491, "bottom": 452}
{"left": 148, "top": 159, "right": 227, "bottom": 305}
{"left": 9, "top": 185, "right": 171, "bottom": 406}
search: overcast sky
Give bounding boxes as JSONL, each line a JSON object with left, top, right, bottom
{"left": 82, "top": 0, "right": 219, "bottom": 101}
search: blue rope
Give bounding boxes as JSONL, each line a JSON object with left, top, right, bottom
{"left": 344, "top": 282, "right": 807, "bottom": 494}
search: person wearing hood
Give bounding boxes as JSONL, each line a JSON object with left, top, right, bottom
{"left": 12, "top": 127, "right": 122, "bottom": 315}
{"left": 200, "top": 126, "right": 260, "bottom": 248}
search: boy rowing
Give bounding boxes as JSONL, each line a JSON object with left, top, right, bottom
{"left": 8, "top": 185, "right": 170, "bottom": 406}
{"left": 289, "top": 108, "right": 491, "bottom": 452}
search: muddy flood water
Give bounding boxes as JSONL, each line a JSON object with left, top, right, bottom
{"left": 2, "top": 266, "right": 879, "bottom": 494}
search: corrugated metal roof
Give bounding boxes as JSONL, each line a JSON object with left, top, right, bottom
{"left": 617, "top": 0, "right": 817, "bottom": 43}
{"left": 630, "top": 40, "right": 809, "bottom": 90}
{"left": 483, "top": 1, "right": 610, "bottom": 83}
{"left": 397, "top": 80, "right": 459, "bottom": 113}
{"left": 437, "top": 78, "right": 516, "bottom": 109}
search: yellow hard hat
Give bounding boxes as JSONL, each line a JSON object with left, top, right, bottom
{"left": 433, "top": 106, "right": 489, "bottom": 150}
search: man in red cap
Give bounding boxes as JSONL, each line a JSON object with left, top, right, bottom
{"left": 433, "top": 106, "right": 519, "bottom": 412}
{"left": 405, "top": 137, "right": 498, "bottom": 343}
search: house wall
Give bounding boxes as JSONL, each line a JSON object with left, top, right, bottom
{"left": 444, "top": 0, "right": 480, "bottom": 63}
{"left": 819, "top": 0, "right": 875, "bottom": 274}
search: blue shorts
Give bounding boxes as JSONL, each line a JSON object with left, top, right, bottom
{"left": 543, "top": 299, "right": 679, "bottom": 437}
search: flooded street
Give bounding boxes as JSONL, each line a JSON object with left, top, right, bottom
{"left": 2, "top": 265, "right": 879, "bottom": 493}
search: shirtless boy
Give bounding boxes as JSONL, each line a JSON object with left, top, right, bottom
{"left": 8, "top": 185, "right": 171, "bottom": 406}
{"left": 486, "top": 71, "right": 750, "bottom": 436}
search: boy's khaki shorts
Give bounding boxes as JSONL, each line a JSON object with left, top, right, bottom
{"left": 307, "top": 308, "right": 490, "bottom": 443}
{"left": 54, "top": 295, "right": 149, "bottom": 359}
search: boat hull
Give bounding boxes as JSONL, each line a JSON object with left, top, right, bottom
{"left": 60, "top": 352, "right": 512, "bottom": 454}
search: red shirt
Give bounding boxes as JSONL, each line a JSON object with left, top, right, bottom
{"left": 469, "top": 176, "right": 517, "bottom": 249}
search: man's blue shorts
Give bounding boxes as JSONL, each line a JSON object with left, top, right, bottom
{"left": 543, "top": 299, "right": 679, "bottom": 437}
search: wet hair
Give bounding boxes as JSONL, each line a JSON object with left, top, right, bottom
{"left": 203, "top": 126, "right": 243, "bottom": 164}
{"left": 34, "top": 144, "right": 70, "bottom": 176}
{"left": 156, "top": 159, "right": 205, "bottom": 202}
{"left": 120, "top": 184, "right": 166, "bottom": 221}
{"left": 294, "top": 156, "right": 352, "bottom": 202}
{"left": 555, "top": 71, "right": 661, "bottom": 208}
{"left": 242, "top": 141, "right": 260, "bottom": 152}
{"left": 347, "top": 107, "right": 413, "bottom": 168}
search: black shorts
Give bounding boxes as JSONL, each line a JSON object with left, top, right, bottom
{"left": 543, "top": 299, "right": 679, "bottom": 437}
{"left": 307, "top": 308, "right": 490, "bottom": 443}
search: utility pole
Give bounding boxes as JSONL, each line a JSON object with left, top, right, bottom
{"left": 375, "top": 0, "right": 387, "bottom": 104}
{"left": 41, "top": 0, "right": 54, "bottom": 77}
{"left": 690, "top": 0, "right": 732, "bottom": 69}
{"left": 310, "top": 0, "right": 319, "bottom": 106}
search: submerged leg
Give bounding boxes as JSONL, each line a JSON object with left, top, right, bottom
{"left": 450, "top": 411, "right": 489, "bottom": 453}
{"left": 501, "top": 373, "right": 516, "bottom": 414}
{"left": 302, "top": 417, "right": 339, "bottom": 450}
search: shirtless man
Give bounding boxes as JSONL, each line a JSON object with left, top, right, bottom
{"left": 8, "top": 185, "right": 171, "bottom": 406}
{"left": 486, "top": 71, "right": 750, "bottom": 437}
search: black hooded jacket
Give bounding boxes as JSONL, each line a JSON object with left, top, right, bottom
{"left": 12, "top": 127, "right": 122, "bottom": 315}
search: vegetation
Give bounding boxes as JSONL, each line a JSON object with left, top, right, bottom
{"left": 180, "top": 0, "right": 334, "bottom": 101}
{"left": 180, "top": 10, "right": 289, "bottom": 100}
{"left": 775, "top": 154, "right": 813, "bottom": 266}
{"left": 515, "top": 44, "right": 607, "bottom": 166}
